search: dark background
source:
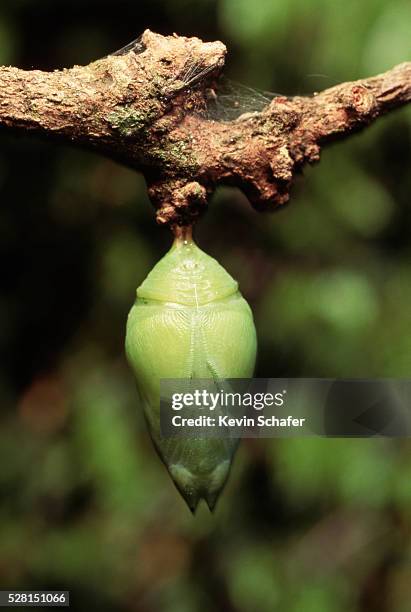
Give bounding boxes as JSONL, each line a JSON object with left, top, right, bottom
{"left": 0, "top": 1, "right": 411, "bottom": 611}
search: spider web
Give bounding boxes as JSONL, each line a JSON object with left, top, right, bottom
{"left": 205, "top": 78, "right": 282, "bottom": 121}
{"left": 110, "top": 35, "right": 146, "bottom": 56}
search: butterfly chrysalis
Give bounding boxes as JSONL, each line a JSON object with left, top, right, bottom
{"left": 125, "top": 228, "right": 257, "bottom": 511}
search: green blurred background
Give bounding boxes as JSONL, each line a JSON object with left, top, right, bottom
{"left": 0, "top": 1, "right": 411, "bottom": 610}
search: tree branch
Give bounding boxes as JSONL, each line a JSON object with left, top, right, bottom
{"left": 0, "top": 29, "right": 410, "bottom": 226}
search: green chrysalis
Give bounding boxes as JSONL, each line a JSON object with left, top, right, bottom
{"left": 125, "top": 229, "right": 257, "bottom": 511}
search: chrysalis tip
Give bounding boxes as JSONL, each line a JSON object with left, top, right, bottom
{"left": 179, "top": 489, "right": 219, "bottom": 514}
{"left": 169, "top": 460, "right": 230, "bottom": 513}
{"left": 204, "top": 492, "right": 219, "bottom": 512}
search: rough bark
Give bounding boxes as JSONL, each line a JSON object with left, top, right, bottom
{"left": 0, "top": 29, "right": 410, "bottom": 226}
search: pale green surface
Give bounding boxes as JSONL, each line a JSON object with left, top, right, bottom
{"left": 137, "top": 238, "right": 239, "bottom": 306}
{"left": 126, "top": 239, "right": 257, "bottom": 510}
